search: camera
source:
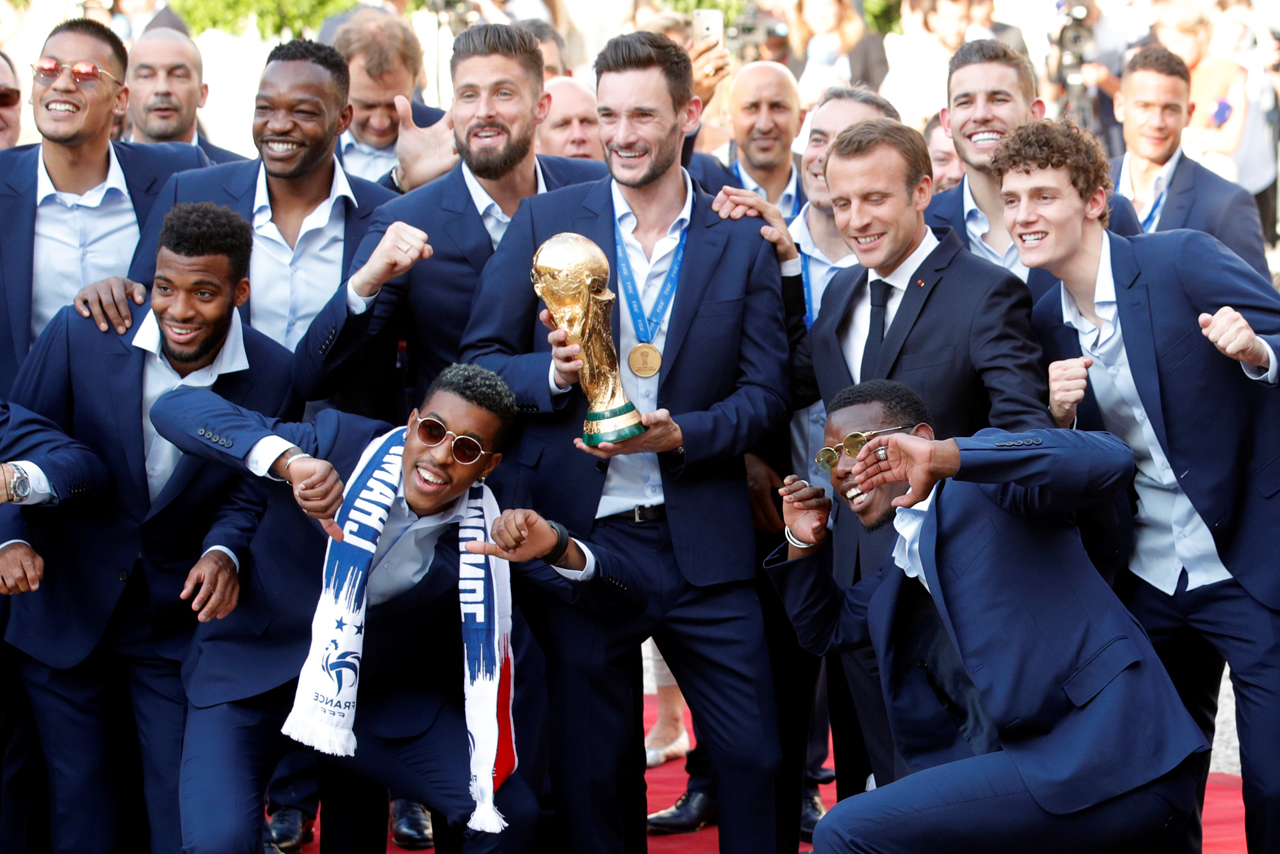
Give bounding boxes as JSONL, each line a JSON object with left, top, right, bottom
{"left": 727, "top": 2, "right": 790, "bottom": 62}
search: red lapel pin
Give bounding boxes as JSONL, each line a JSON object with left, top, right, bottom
{"left": 917, "top": 279, "right": 925, "bottom": 287}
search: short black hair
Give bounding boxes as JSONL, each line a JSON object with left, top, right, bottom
{"left": 46, "top": 18, "right": 129, "bottom": 80}
{"left": 1124, "top": 44, "right": 1191, "bottom": 86}
{"left": 829, "top": 380, "right": 935, "bottom": 430}
{"left": 450, "top": 24, "right": 544, "bottom": 91}
{"left": 157, "top": 203, "right": 254, "bottom": 283}
{"left": 266, "top": 39, "right": 350, "bottom": 106}
{"left": 594, "top": 31, "right": 693, "bottom": 111}
{"left": 424, "top": 364, "right": 518, "bottom": 450}
{"left": 0, "top": 49, "right": 17, "bottom": 81}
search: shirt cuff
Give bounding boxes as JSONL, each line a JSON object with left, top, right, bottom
{"left": 203, "top": 545, "right": 240, "bottom": 573}
{"left": 246, "top": 436, "right": 297, "bottom": 479}
{"left": 552, "top": 539, "right": 596, "bottom": 581}
{"left": 780, "top": 256, "right": 802, "bottom": 277}
{"left": 548, "top": 359, "right": 571, "bottom": 396}
{"left": 0, "top": 539, "right": 31, "bottom": 551}
{"left": 1241, "top": 339, "right": 1279, "bottom": 385}
{"left": 345, "top": 281, "right": 376, "bottom": 316}
{"left": 9, "top": 462, "right": 55, "bottom": 505}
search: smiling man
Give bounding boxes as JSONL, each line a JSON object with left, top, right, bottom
{"left": 0, "top": 202, "right": 297, "bottom": 854}
{"left": 927, "top": 39, "right": 1143, "bottom": 302}
{"left": 0, "top": 18, "right": 207, "bottom": 397}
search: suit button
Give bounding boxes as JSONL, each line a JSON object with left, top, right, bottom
{"left": 118, "top": 571, "right": 128, "bottom": 582}
{"left": 226, "top": 438, "right": 233, "bottom": 448}
{"left": 596, "top": 461, "right": 607, "bottom": 472}
{"left": 1033, "top": 438, "right": 1042, "bottom": 445}
{"left": 197, "top": 428, "right": 206, "bottom": 436}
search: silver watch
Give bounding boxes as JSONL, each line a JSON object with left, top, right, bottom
{"left": 8, "top": 463, "right": 30, "bottom": 504}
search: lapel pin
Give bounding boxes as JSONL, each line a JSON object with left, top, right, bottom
{"left": 917, "top": 279, "right": 924, "bottom": 287}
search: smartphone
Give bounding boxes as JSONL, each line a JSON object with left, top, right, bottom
{"left": 692, "top": 8, "right": 725, "bottom": 48}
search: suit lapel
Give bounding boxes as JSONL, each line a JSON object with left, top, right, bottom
{"left": 573, "top": 180, "right": 621, "bottom": 341}
{"left": 1154, "top": 156, "right": 1195, "bottom": 233}
{"left": 439, "top": 165, "right": 495, "bottom": 276}
{"left": 1111, "top": 236, "right": 1172, "bottom": 455}
{"left": 919, "top": 482, "right": 962, "bottom": 653}
{"left": 660, "top": 191, "right": 727, "bottom": 385}
{"left": 1, "top": 147, "right": 39, "bottom": 363}
{"left": 874, "top": 231, "right": 954, "bottom": 378}
{"left": 342, "top": 179, "right": 377, "bottom": 276}
{"left": 108, "top": 332, "right": 153, "bottom": 506}
{"left": 223, "top": 162, "right": 259, "bottom": 323}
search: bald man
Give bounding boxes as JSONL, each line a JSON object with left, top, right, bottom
{"left": 687, "top": 61, "right": 806, "bottom": 221}
{"left": 537, "top": 77, "right": 603, "bottom": 160}
{"left": 0, "top": 51, "right": 20, "bottom": 151}
{"left": 127, "top": 28, "right": 245, "bottom": 162}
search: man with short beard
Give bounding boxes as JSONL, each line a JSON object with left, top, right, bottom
{"left": 461, "top": 31, "right": 790, "bottom": 854}
{"left": 126, "top": 27, "right": 245, "bottom": 163}
{"left": 0, "top": 202, "right": 297, "bottom": 854}
{"left": 292, "top": 24, "right": 606, "bottom": 417}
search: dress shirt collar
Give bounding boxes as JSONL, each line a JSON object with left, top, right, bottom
{"left": 36, "top": 143, "right": 130, "bottom": 207}
{"left": 868, "top": 225, "right": 939, "bottom": 290}
{"left": 1060, "top": 231, "right": 1118, "bottom": 341}
{"left": 611, "top": 168, "right": 694, "bottom": 237}
{"left": 790, "top": 202, "right": 856, "bottom": 269}
{"left": 131, "top": 306, "right": 251, "bottom": 379}
{"left": 736, "top": 159, "right": 799, "bottom": 212}
{"left": 339, "top": 128, "right": 389, "bottom": 155}
{"left": 391, "top": 482, "right": 469, "bottom": 527}
{"left": 252, "top": 156, "right": 356, "bottom": 226}
{"left": 1117, "top": 146, "right": 1183, "bottom": 203}
{"left": 461, "top": 159, "right": 547, "bottom": 219}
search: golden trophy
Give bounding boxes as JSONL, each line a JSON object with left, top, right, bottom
{"left": 532, "top": 233, "right": 647, "bottom": 447}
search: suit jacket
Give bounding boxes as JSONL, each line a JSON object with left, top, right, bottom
{"left": 0, "top": 140, "right": 208, "bottom": 396}
{"left": 293, "top": 155, "right": 607, "bottom": 415}
{"left": 793, "top": 226, "right": 1054, "bottom": 585}
{"left": 1108, "top": 154, "right": 1270, "bottom": 280}
{"left": 685, "top": 152, "right": 809, "bottom": 216}
{"left": 460, "top": 176, "right": 791, "bottom": 586}
{"left": 197, "top": 135, "right": 248, "bottom": 165}
{"left": 336, "top": 102, "right": 446, "bottom": 189}
{"left": 924, "top": 178, "right": 1144, "bottom": 302}
{"left": 0, "top": 303, "right": 296, "bottom": 670}
{"left": 148, "top": 387, "right": 646, "bottom": 714}
{"left": 766, "top": 428, "right": 1207, "bottom": 815}
{"left": 1032, "top": 229, "right": 1280, "bottom": 610}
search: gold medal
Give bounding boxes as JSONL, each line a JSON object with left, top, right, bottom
{"left": 628, "top": 343, "right": 661, "bottom": 378}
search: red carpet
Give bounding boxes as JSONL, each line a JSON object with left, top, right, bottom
{"left": 296, "top": 696, "right": 1249, "bottom": 852}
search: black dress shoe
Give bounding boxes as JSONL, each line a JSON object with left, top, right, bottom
{"left": 267, "top": 807, "right": 314, "bottom": 852}
{"left": 809, "top": 765, "right": 837, "bottom": 786}
{"left": 799, "top": 794, "right": 827, "bottom": 843}
{"left": 390, "top": 799, "right": 434, "bottom": 849}
{"left": 646, "top": 791, "right": 719, "bottom": 835}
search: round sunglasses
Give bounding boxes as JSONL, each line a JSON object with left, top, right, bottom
{"left": 32, "top": 58, "right": 122, "bottom": 88}
{"left": 414, "top": 416, "right": 492, "bottom": 466}
{"left": 815, "top": 425, "right": 915, "bottom": 473}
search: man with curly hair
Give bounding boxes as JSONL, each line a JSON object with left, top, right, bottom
{"left": 1000, "top": 117, "right": 1280, "bottom": 854}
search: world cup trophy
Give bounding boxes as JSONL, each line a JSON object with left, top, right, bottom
{"left": 532, "top": 233, "right": 647, "bottom": 446}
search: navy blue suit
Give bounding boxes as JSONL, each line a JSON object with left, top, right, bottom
{"left": 1108, "top": 154, "right": 1270, "bottom": 280}
{"left": 686, "top": 151, "right": 807, "bottom": 218}
{"left": 0, "top": 141, "right": 208, "bottom": 396}
{"left": 147, "top": 386, "right": 646, "bottom": 853}
{"left": 1032, "top": 230, "right": 1280, "bottom": 853}
{"left": 925, "top": 176, "right": 1144, "bottom": 302}
{"left": 197, "top": 136, "right": 249, "bottom": 164}
{"left": 768, "top": 429, "right": 1206, "bottom": 853}
{"left": 460, "top": 175, "right": 789, "bottom": 853}
{"left": 0, "top": 302, "right": 295, "bottom": 854}
{"left": 294, "top": 155, "right": 607, "bottom": 417}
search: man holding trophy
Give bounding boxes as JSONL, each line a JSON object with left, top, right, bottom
{"left": 461, "top": 31, "right": 791, "bottom": 854}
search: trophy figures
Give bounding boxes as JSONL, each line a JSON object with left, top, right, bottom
{"left": 532, "top": 233, "right": 647, "bottom": 447}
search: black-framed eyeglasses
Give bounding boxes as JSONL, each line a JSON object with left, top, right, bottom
{"left": 414, "top": 416, "right": 492, "bottom": 466}
{"left": 0, "top": 87, "right": 19, "bottom": 108}
{"left": 32, "top": 57, "right": 122, "bottom": 88}
{"left": 815, "top": 425, "right": 914, "bottom": 473}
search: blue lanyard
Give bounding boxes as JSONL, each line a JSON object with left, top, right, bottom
{"left": 800, "top": 252, "right": 814, "bottom": 330}
{"left": 613, "top": 221, "right": 688, "bottom": 344}
{"left": 1140, "top": 186, "right": 1167, "bottom": 233}
{"left": 731, "top": 160, "right": 800, "bottom": 220}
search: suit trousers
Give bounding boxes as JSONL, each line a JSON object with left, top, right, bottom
{"left": 18, "top": 572, "right": 184, "bottom": 854}
{"left": 524, "top": 515, "right": 782, "bottom": 854}
{"left": 813, "top": 750, "right": 1199, "bottom": 854}
{"left": 1122, "top": 571, "right": 1280, "bottom": 854}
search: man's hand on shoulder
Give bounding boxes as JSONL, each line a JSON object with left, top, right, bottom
{"left": 1200, "top": 307, "right": 1270, "bottom": 369}
{"left": 711, "top": 187, "right": 798, "bottom": 263}
{"left": 349, "top": 223, "right": 433, "bottom": 298}
{"left": 393, "top": 97, "right": 459, "bottom": 193}
{"left": 181, "top": 550, "right": 239, "bottom": 622}
{"left": 0, "top": 542, "right": 43, "bottom": 594}
{"left": 75, "top": 276, "right": 146, "bottom": 334}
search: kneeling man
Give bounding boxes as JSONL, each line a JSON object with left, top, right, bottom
{"left": 766, "top": 379, "right": 1206, "bottom": 853}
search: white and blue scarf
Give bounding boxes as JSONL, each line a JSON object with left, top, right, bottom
{"left": 282, "top": 427, "right": 516, "bottom": 832}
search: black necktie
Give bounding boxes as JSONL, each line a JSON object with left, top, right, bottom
{"left": 860, "top": 280, "right": 892, "bottom": 381}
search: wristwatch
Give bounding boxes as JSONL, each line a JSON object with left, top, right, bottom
{"left": 7, "top": 463, "right": 30, "bottom": 504}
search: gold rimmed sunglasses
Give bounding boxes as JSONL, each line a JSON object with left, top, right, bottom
{"left": 815, "top": 425, "right": 914, "bottom": 473}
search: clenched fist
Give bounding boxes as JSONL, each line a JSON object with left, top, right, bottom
{"left": 1048, "top": 357, "right": 1093, "bottom": 428}
{"left": 348, "top": 222, "right": 433, "bottom": 298}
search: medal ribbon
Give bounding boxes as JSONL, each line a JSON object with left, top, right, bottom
{"left": 800, "top": 252, "right": 814, "bottom": 330}
{"left": 614, "top": 220, "right": 688, "bottom": 346}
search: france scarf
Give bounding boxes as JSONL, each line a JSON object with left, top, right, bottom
{"left": 281, "top": 427, "right": 516, "bottom": 832}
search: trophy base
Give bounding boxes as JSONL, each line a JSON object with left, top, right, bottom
{"left": 583, "top": 403, "right": 647, "bottom": 447}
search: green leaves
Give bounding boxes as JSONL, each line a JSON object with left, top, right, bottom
{"left": 171, "top": 0, "right": 355, "bottom": 38}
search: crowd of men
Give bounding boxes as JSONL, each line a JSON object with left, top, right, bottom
{"left": 0, "top": 6, "right": 1276, "bottom": 854}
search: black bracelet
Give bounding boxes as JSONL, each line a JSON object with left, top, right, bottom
{"left": 540, "top": 520, "right": 571, "bottom": 566}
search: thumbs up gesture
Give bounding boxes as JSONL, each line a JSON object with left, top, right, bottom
{"left": 393, "top": 96, "right": 459, "bottom": 193}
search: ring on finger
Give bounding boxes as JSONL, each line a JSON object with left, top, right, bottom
{"left": 876, "top": 446, "right": 889, "bottom": 462}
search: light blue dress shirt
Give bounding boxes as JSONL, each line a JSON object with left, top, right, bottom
{"left": 1116, "top": 146, "right": 1182, "bottom": 233}
{"left": 338, "top": 129, "right": 399, "bottom": 183}
{"left": 461, "top": 160, "right": 547, "bottom": 251}
{"left": 961, "top": 175, "right": 1030, "bottom": 283}
{"left": 32, "top": 145, "right": 140, "bottom": 341}
{"left": 735, "top": 160, "right": 801, "bottom": 221}
{"left": 892, "top": 485, "right": 937, "bottom": 592}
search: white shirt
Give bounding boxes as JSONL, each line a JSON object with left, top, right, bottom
{"left": 32, "top": 145, "right": 140, "bottom": 341}
{"left": 1116, "top": 146, "right": 1183, "bottom": 232}
{"left": 892, "top": 485, "right": 936, "bottom": 592}
{"left": 838, "top": 227, "right": 939, "bottom": 385}
{"left": 249, "top": 158, "right": 356, "bottom": 351}
{"left": 1060, "top": 232, "right": 1276, "bottom": 594}
{"left": 338, "top": 129, "right": 399, "bottom": 183}
{"left": 462, "top": 160, "right": 548, "bottom": 250}
{"left": 788, "top": 203, "right": 860, "bottom": 487}
{"left": 591, "top": 171, "right": 695, "bottom": 520}
{"left": 961, "top": 175, "right": 1030, "bottom": 283}
{"left": 735, "top": 160, "right": 801, "bottom": 220}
